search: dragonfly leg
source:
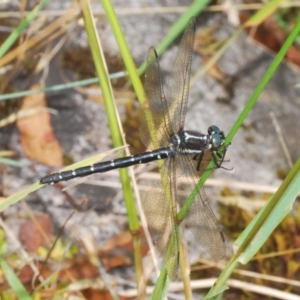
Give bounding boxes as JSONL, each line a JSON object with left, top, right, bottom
{"left": 211, "top": 145, "right": 232, "bottom": 171}
{"left": 196, "top": 152, "right": 204, "bottom": 171}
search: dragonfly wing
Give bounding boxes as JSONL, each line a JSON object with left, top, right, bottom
{"left": 174, "top": 155, "right": 226, "bottom": 260}
{"left": 142, "top": 159, "right": 179, "bottom": 281}
{"left": 140, "top": 47, "right": 170, "bottom": 150}
{"left": 164, "top": 17, "right": 196, "bottom": 133}
{"left": 141, "top": 17, "right": 196, "bottom": 149}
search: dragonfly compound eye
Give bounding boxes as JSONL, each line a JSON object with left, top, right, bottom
{"left": 208, "top": 125, "right": 220, "bottom": 135}
{"left": 212, "top": 133, "right": 221, "bottom": 148}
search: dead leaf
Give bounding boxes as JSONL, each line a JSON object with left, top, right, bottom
{"left": 82, "top": 289, "right": 131, "bottom": 300}
{"left": 15, "top": 230, "right": 149, "bottom": 295}
{"left": 59, "top": 256, "right": 99, "bottom": 281}
{"left": 16, "top": 84, "right": 63, "bottom": 166}
{"left": 240, "top": 13, "right": 300, "bottom": 68}
{"left": 99, "top": 230, "right": 149, "bottom": 270}
{"left": 19, "top": 213, "right": 53, "bottom": 252}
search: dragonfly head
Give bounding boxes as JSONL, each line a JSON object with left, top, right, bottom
{"left": 208, "top": 125, "right": 225, "bottom": 150}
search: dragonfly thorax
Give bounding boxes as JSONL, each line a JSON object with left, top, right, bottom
{"left": 178, "top": 130, "right": 209, "bottom": 154}
{"left": 171, "top": 125, "right": 225, "bottom": 155}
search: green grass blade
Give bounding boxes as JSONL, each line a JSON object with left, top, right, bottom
{"left": 0, "top": 151, "right": 113, "bottom": 212}
{"left": 100, "top": 0, "right": 162, "bottom": 156}
{"left": 0, "top": 157, "right": 28, "bottom": 168}
{"left": 0, "top": 182, "right": 41, "bottom": 212}
{"left": 204, "top": 157, "right": 300, "bottom": 299}
{"left": 100, "top": 1, "right": 180, "bottom": 288}
{"left": 226, "top": 17, "right": 300, "bottom": 144}
{"left": 0, "top": 256, "right": 32, "bottom": 300}
{"left": 150, "top": 268, "right": 169, "bottom": 300}
{"left": 190, "top": 0, "right": 287, "bottom": 93}
{"left": 244, "top": 0, "right": 286, "bottom": 26}
{"left": 79, "top": 0, "right": 135, "bottom": 206}
{"left": 79, "top": 0, "right": 142, "bottom": 284}
{"left": 0, "top": 0, "right": 49, "bottom": 58}
{"left": 150, "top": 226, "right": 183, "bottom": 299}
{"left": 235, "top": 156, "right": 300, "bottom": 263}
{"left": 79, "top": 0, "right": 125, "bottom": 146}
{"left": 101, "top": 0, "right": 144, "bottom": 104}
{"left": 203, "top": 17, "right": 300, "bottom": 300}
{"left": 0, "top": 72, "right": 125, "bottom": 101}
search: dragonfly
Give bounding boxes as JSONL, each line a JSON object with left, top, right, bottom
{"left": 40, "top": 17, "right": 228, "bottom": 281}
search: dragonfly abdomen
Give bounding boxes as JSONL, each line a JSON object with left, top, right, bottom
{"left": 40, "top": 146, "right": 174, "bottom": 184}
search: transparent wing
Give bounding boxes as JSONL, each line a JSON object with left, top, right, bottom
{"left": 164, "top": 17, "right": 196, "bottom": 133}
{"left": 141, "top": 159, "right": 179, "bottom": 281}
{"left": 140, "top": 17, "right": 196, "bottom": 149}
{"left": 140, "top": 47, "right": 170, "bottom": 149}
{"left": 174, "top": 155, "right": 226, "bottom": 260}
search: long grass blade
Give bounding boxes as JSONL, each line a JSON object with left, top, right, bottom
{"left": 79, "top": 0, "right": 142, "bottom": 285}
{"left": 0, "top": 256, "right": 32, "bottom": 300}
{"left": 0, "top": 0, "right": 49, "bottom": 58}
{"left": 203, "top": 16, "right": 300, "bottom": 300}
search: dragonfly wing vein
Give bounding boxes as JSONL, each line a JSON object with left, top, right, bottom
{"left": 165, "top": 17, "right": 196, "bottom": 132}
{"left": 142, "top": 159, "right": 179, "bottom": 281}
{"left": 140, "top": 47, "right": 170, "bottom": 150}
{"left": 175, "top": 155, "right": 226, "bottom": 261}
